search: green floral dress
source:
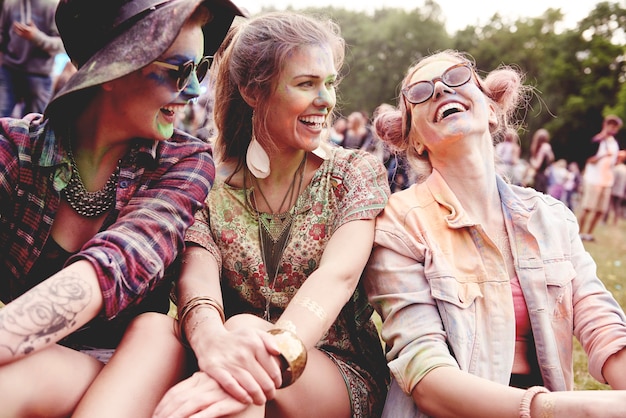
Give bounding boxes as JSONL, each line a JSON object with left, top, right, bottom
{"left": 185, "top": 146, "right": 391, "bottom": 417}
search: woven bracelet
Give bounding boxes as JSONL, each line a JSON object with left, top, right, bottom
{"left": 519, "top": 385, "right": 550, "bottom": 418}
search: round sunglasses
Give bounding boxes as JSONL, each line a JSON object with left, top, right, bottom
{"left": 402, "top": 63, "right": 473, "bottom": 105}
{"left": 152, "top": 55, "right": 213, "bottom": 90}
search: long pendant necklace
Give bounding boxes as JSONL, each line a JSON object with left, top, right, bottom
{"left": 248, "top": 153, "right": 307, "bottom": 321}
{"left": 62, "top": 142, "right": 119, "bottom": 218}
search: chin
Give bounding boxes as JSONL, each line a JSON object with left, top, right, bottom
{"left": 155, "top": 123, "right": 175, "bottom": 140}
{"left": 305, "top": 137, "right": 321, "bottom": 151}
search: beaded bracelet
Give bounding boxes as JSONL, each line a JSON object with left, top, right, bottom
{"left": 267, "top": 328, "right": 308, "bottom": 388}
{"left": 176, "top": 296, "right": 225, "bottom": 346}
{"left": 519, "top": 385, "right": 550, "bottom": 418}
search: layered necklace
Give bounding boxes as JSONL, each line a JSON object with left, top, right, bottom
{"left": 62, "top": 143, "right": 119, "bottom": 218}
{"left": 248, "top": 153, "right": 307, "bottom": 321}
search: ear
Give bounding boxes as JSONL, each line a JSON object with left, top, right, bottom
{"left": 239, "top": 86, "right": 257, "bottom": 107}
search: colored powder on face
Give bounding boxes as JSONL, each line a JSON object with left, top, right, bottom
{"left": 157, "top": 121, "right": 174, "bottom": 138}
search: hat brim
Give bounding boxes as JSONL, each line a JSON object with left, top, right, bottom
{"left": 47, "top": 0, "right": 245, "bottom": 113}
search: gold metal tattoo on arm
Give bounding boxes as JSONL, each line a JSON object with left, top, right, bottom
{"left": 292, "top": 294, "right": 328, "bottom": 322}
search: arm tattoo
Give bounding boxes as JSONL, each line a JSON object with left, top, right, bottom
{"left": 0, "top": 271, "right": 92, "bottom": 357}
{"left": 292, "top": 294, "right": 328, "bottom": 322}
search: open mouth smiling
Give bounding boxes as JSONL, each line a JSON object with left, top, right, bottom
{"left": 435, "top": 102, "right": 467, "bottom": 123}
{"left": 161, "top": 106, "right": 177, "bottom": 117}
{"left": 299, "top": 115, "right": 326, "bottom": 129}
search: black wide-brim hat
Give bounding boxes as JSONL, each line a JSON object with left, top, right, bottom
{"left": 46, "top": 0, "right": 246, "bottom": 114}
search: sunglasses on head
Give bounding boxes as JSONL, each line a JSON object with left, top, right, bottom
{"left": 402, "top": 63, "right": 474, "bottom": 105}
{"left": 152, "top": 55, "right": 213, "bottom": 90}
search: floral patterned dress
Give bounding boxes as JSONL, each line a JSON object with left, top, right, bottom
{"left": 185, "top": 146, "right": 391, "bottom": 417}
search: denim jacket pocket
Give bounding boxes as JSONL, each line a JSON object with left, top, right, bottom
{"left": 430, "top": 276, "right": 483, "bottom": 351}
{"left": 544, "top": 261, "right": 575, "bottom": 320}
{"left": 430, "top": 276, "right": 483, "bottom": 308}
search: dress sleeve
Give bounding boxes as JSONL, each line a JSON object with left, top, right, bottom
{"left": 184, "top": 195, "right": 223, "bottom": 270}
{"left": 334, "top": 149, "right": 390, "bottom": 226}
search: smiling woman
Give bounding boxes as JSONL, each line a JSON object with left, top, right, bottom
{"left": 365, "top": 49, "right": 626, "bottom": 417}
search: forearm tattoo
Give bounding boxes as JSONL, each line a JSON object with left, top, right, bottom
{"left": 0, "top": 271, "right": 92, "bottom": 357}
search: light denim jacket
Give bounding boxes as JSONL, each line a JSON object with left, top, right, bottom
{"left": 365, "top": 170, "right": 626, "bottom": 417}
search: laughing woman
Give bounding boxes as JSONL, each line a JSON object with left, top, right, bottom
{"left": 365, "top": 50, "right": 626, "bottom": 417}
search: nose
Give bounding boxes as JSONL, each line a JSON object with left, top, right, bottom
{"left": 433, "top": 80, "right": 454, "bottom": 100}
{"left": 180, "top": 73, "right": 202, "bottom": 100}
{"left": 313, "top": 87, "right": 335, "bottom": 110}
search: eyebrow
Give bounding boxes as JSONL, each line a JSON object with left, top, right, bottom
{"left": 294, "top": 73, "right": 337, "bottom": 80}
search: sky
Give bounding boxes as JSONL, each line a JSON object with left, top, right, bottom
{"left": 236, "top": 0, "right": 601, "bottom": 33}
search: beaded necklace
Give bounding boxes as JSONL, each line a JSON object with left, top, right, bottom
{"left": 62, "top": 144, "right": 119, "bottom": 218}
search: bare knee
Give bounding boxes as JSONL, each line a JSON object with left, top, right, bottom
{"left": 123, "top": 312, "right": 177, "bottom": 341}
{"left": 0, "top": 345, "right": 103, "bottom": 418}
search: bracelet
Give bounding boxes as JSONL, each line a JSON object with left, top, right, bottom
{"left": 176, "top": 296, "right": 225, "bottom": 346}
{"left": 267, "top": 328, "right": 308, "bottom": 388}
{"left": 519, "top": 386, "right": 550, "bottom": 418}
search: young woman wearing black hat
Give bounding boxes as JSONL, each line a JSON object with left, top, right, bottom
{"left": 0, "top": 0, "right": 245, "bottom": 416}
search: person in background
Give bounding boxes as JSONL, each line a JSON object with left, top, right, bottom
{"left": 562, "top": 161, "right": 582, "bottom": 211}
{"left": 494, "top": 129, "right": 521, "bottom": 182}
{"left": 0, "top": 0, "right": 243, "bottom": 416}
{"left": 546, "top": 158, "right": 569, "bottom": 201}
{"left": 50, "top": 51, "right": 76, "bottom": 94}
{"left": 605, "top": 150, "right": 626, "bottom": 225}
{"left": 528, "top": 127, "right": 554, "bottom": 194}
{"left": 0, "top": 0, "right": 64, "bottom": 117}
{"left": 342, "top": 110, "right": 373, "bottom": 150}
{"left": 578, "top": 114, "right": 623, "bottom": 241}
{"left": 366, "top": 49, "right": 626, "bottom": 418}
{"left": 329, "top": 115, "right": 348, "bottom": 145}
{"left": 70, "top": 10, "right": 390, "bottom": 418}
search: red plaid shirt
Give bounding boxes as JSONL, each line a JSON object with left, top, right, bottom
{"left": 0, "top": 115, "right": 214, "bottom": 319}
